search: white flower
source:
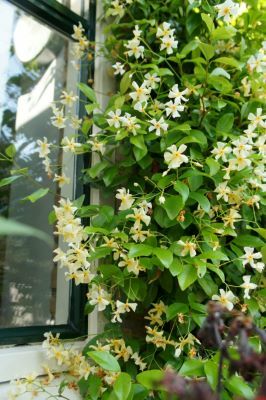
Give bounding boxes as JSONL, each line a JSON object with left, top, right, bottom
{"left": 107, "top": 109, "right": 122, "bottom": 128}
{"left": 241, "top": 275, "right": 257, "bottom": 299}
{"left": 168, "top": 84, "right": 189, "bottom": 104}
{"left": 133, "top": 25, "right": 142, "bottom": 38}
{"left": 215, "top": 0, "right": 240, "bottom": 23}
{"left": 247, "top": 53, "right": 266, "bottom": 73}
{"left": 127, "top": 207, "right": 151, "bottom": 228}
{"left": 211, "top": 142, "right": 232, "bottom": 162}
{"left": 164, "top": 144, "right": 189, "bottom": 169}
{"left": 232, "top": 137, "right": 252, "bottom": 157}
{"left": 112, "top": 62, "right": 126, "bottom": 75}
{"left": 160, "top": 35, "right": 178, "bottom": 54}
{"left": 87, "top": 138, "right": 105, "bottom": 155}
{"left": 148, "top": 117, "right": 168, "bottom": 136}
{"left": 109, "top": 0, "right": 124, "bottom": 18}
{"left": 72, "top": 22, "right": 85, "bottom": 40}
{"left": 131, "top": 352, "right": 147, "bottom": 371}
{"left": 116, "top": 300, "right": 137, "bottom": 313}
{"left": 156, "top": 22, "right": 175, "bottom": 38}
{"left": 129, "top": 81, "right": 150, "bottom": 102}
{"left": 252, "top": 262, "right": 265, "bottom": 273}
{"left": 248, "top": 108, "right": 266, "bottom": 129}
{"left": 121, "top": 113, "right": 140, "bottom": 134}
{"left": 214, "top": 182, "right": 231, "bottom": 202}
{"left": 116, "top": 187, "right": 134, "bottom": 210}
{"left": 165, "top": 100, "right": 185, "bottom": 118}
{"left": 230, "top": 155, "right": 252, "bottom": 171}
{"left": 51, "top": 108, "right": 67, "bottom": 129}
{"left": 158, "top": 195, "right": 166, "bottom": 204}
{"left": 37, "top": 137, "right": 51, "bottom": 158}
{"left": 125, "top": 38, "right": 144, "bottom": 59}
{"left": 53, "top": 173, "right": 70, "bottom": 188}
{"left": 177, "top": 240, "right": 197, "bottom": 257}
{"left": 130, "top": 225, "right": 149, "bottom": 242}
{"left": 60, "top": 91, "right": 78, "bottom": 107}
{"left": 212, "top": 289, "right": 236, "bottom": 311}
{"left": 88, "top": 284, "right": 110, "bottom": 311}
{"left": 70, "top": 116, "right": 82, "bottom": 129}
{"left": 143, "top": 73, "right": 160, "bottom": 89}
{"left": 118, "top": 254, "right": 144, "bottom": 275}
{"left": 240, "top": 247, "right": 262, "bottom": 267}
{"left": 61, "top": 137, "right": 82, "bottom": 153}
{"left": 222, "top": 208, "right": 241, "bottom": 229}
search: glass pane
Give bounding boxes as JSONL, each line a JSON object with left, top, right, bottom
{"left": 58, "top": 0, "right": 88, "bottom": 17}
{"left": 0, "top": 0, "right": 78, "bottom": 328}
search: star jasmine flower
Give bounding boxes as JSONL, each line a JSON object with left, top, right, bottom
{"left": 112, "top": 62, "right": 126, "bottom": 75}
{"left": 240, "top": 247, "right": 262, "bottom": 267}
{"left": 143, "top": 73, "right": 160, "bottom": 89}
{"left": 165, "top": 100, "right": 185, "bottom": 118}
{"left": 37, "top": 137, "right": 51, "bottom": 158}
{"left": 60, "top": 91, "right": 78, "bottom": 107}
{"left": 241, "top": 275, "right": 257, "bottom": 299}
{"left": 177, "top": 240, "right": 197, "bottom": 257}
{"left": 168, "top": 84, "right": 189, "bottom": 103}
{"left": 127, "top": 207, "right": 151, "bottom": 228}
{"left": 248, "top": 108, "right": 266, "bottom": 129}
{"left": 51, "top": 108, "right": 67, "bottom": 129}
{"left": 107, "top": 109, "right": 122, "bottom": 128}
{"left": 164, "top": 144, "right": 189, "bottom": 169}
{"left": 129, "top": 81, "right": 151, "bottom": 102}
{"left": 215, "top": 0, "right": 240, "bottom": 23}
{"left": 156, "top": 22, "right": 175, "bottom": 38}
{"left": 160, "top": 35, "right": 178, "bottom": 54}
{"left": 148, "top": 117, "right": 168, "bottom": 136}
{"left": 61, "top": 137, "right": 82, "bottom": 153}
{"left": 87, "top": 138, "right": 105, "bottom": 155}
{"left": 133, "top": 25, "right": 142, "bottom": 38}
{"left": 222, "top": 208, "right": 241, "bottom": 229}
{"left": 212, "top": 289, "right": 236, "bottom": 311}
{"left": 125, "top": 38, "right": 144, "bottom": 59}
{"left": 211, "top": 142, "right": 232, "bottom": 162}
{"left": 214, "top": 182, "right": 231, "bottom": 202}
{"left": 115, "top": 187, "right": 134, "bottom": 210}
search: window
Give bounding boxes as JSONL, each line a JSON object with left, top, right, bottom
{"left": 0, "top": 0, "right": 96, "bottom": 345}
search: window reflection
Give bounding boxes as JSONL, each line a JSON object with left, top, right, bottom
{"left": 0, "top": 0, "right": 77, "bottom": 328}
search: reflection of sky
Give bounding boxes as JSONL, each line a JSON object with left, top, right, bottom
{"left": 0, "top": 0, "right": 21, "bottom": 128}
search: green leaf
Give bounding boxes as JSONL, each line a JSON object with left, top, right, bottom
{"left": 127, "top": 244, "right": 153, "bottom": 258}
{"left": 178, "top": 265, "right": 197, "bottom": 291}
{"left": 250, "top": 228, "right": 266, "bottom": 240}
{"left": 0, "top": 216, "right": 52, "bottom": 246}
{"left": 153, "top": 248, "right": 173, "bottom": 269}
{"left": 163, "top": 195, "right": 184, "bottom": 220}
{"left": 189, "top": 192, "right": 210, "bottom": 213}
{"left": 78, "top": 83, "right": 97, "bottom": 103}
{"left": 23, "top": 188, "right": 49, "bottom": 203}
{"left": 211, "top": 26, "right": 237, "bottom": 40}
{"left": 0, "top": 175, "right": 21, "bottom": 188}
{"left": 206, "top": 158, "right": 220, "bottom": 176}
{"left": 226, "top": 376, "right": 253, "bottom": 399}
{"left": 208, "top": 76, "right": 232, "bottom": 94}
{"left": 204, "top": 360, "right": 218, "bottom": 390}
{"left": 216, "top": 113, "right": 234, "bottom": 132}
{"left": 169, "top": 258, "right": 182, "bottom": 277}
{"left": 120, "top": 71, "right": 131, "bottom": 94}
{"left": 87, "top": 351, "right": 121, "bottom": 372}
{"left": 198, "top": 42, "right": 215, "bottom": 60}
{"left": 173, "top": 181, "right": 189, "bottom": 202}
{"left": 113, "top": 373, "right": 132, "bottom": 400}
{"left": 136, "top": 370, "right": 164, "bottom": 390}
{"left": 84, "top": 226, "right": 110, "bottom": 234}
{"left": 88, "top": 160, "right": 110, "bottom": 178}
{"left": 215, "top": 56, "right": 241, "bottom": 70}
{"left": 5, "top": 144, "right": 16, "bottom": 158}
{"left": 233, "top": 234, "right": 264, "bottom": 248}
{"left": 201, "top": 13, "right": 214, "bottom": 33}
{"left": 85, "top": 103, "right": 98, "bottom": 114}
{"left": 179, "top": 359, "right": 204, "bottom": 377}
{"left": 166, "top": 303, "right": 189, "bottom": 321}
{"left": 123, "top": 279, "right": 147, "bottom": 301}
{"left": 86, "top": 375, "right": 101, "bottom": 400}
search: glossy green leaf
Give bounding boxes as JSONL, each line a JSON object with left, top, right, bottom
{"left": 136, "top": 370, "right": 164, "bottom": 389}
{"left": 0, "top": 175, "right": 21, "bottom": 188}
{"left": 113, "top": 373, "right": 132, "bottom": 400}
{"left": 163, "top": 195, "right": 184, "bottom": 220}
{"left": 87, "top": 351, "right": 121, "bottom": 372}
{"left": 128, "top": 244, "right": 153, "bottom": 258}
{"left": 178, "top": 265, "right": 198, "bottom": 291}
{"left": 189, "top": 192, "right": 210, "bottom": 213}
{"left": 179, "top": 359, "right": 204, "bottom": 377}
{"left": 201, "top": 13, "right": 214, "bottom": 33}
{"left": 78, "top": 83, "right": 97, "bottom": 103}
{"left": 23, "top": 188, "right": 49, "bottom": 203}
{"left": 166, "top": 303, "right": 189, "bottom": 321}
{"left": 173, "top": 181, "right": 189, "bottom": 202}
{"left": 153, "top": 247, "right": 173, "bottom": 269}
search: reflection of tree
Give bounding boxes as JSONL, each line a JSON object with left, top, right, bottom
{"left": 0, "top": 7, "right": 67, "bottom": 328}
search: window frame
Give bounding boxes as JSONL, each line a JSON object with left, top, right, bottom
{"left": 0, "top": 0, "right": 96, "bottom": 346}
